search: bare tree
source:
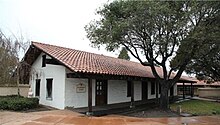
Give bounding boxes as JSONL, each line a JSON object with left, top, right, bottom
{"left": 0, "top": 30, "right": 30, "bottom": 96}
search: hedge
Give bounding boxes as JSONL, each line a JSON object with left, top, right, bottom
{"left": 0, "top": 95, "right": 39, "bottom": 111}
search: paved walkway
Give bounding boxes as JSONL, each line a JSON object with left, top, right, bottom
{"left": 1, "top": 110, "right": 220, "bottom": 125}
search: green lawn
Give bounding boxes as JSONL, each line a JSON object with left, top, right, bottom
{"left": 170, "top": 100, "right": 220, "bottom": 116}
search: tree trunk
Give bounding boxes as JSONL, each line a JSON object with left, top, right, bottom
{"left": 159, "top": 82, "right": 169, "bottom": 110}
{"left": 17, "top": 65, "right": 20, "bottom": 96}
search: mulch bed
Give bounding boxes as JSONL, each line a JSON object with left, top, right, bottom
{"left": 22, "top": 105, "right": 56, "bottom": 113}
{"left": 122, "top": 107, "right": 180, "bottom": 118}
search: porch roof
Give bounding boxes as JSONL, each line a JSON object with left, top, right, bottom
{"left": 177, "top": 80, "right": 220, "bottom": 86}
{"left": 26, "top": 41, "right": 196, "bottom": 83}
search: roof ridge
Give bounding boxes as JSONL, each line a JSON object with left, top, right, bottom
{"left": 31, "top": 41, "right": 142, "bottom": 65}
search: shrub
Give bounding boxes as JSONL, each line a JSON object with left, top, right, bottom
{"left": 0, "top": 95, "right": 39, "bottom": 111}
{"left": 0, "top": 99, "right": 8, "bottom": 109}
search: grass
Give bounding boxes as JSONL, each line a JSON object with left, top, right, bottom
{"left": 170, "top": 99, "right": 220, "bottom": 116}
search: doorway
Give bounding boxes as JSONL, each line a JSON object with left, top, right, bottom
{"left": 142, "top": 81, "right": 148, "bottom": 100}
{"left": 95, "top": 80, "right": 107, "bottom": 106}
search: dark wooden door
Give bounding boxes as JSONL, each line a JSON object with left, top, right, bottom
{"left": 96, "top": 80, "right": 107, "bottom": 106}
{"left": 142, "top": 82, "right": 148, "bottom": 100}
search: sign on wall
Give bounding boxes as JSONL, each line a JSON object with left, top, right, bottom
{"left": 76, "top": 83, "right": 86, "bottom": 93}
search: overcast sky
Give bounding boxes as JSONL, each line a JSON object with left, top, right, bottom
{"left": 0, "top": 0, "right": 130, "bottom": 59}
{"left": 0, "top": 0, "right": 193, "bottom": 77}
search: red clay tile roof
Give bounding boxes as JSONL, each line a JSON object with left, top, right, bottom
{"left": 177, "top": 80, "right": 220, "bottom": 86}
{"left": 31, "top": 41, "right": 195, "bottom": 82}
{"left": 196, "top": 80, "right": 220, "bottom": 86}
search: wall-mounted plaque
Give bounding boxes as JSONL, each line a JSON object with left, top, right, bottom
{"left": 76, "top": 83, "right": 86, "bottom": 93}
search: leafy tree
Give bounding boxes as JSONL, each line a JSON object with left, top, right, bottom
{"left": 182, "top": 14, "right": 220, "bottom": 81}
{"left": 86, "top": 1, "right": 220, "bottom": 109}
{"left": 118, "top": 47, "right": 130, "bottom": 60}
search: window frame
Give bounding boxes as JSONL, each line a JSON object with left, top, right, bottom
{"left": 35, "top": 79, "right": 41, "bottom": 97}
{"left": 42, "top": 55, "right": 46, "bottom": 67}
{"left": 46, "top": 78, "right": 53, "bottom": 100}
{"left": 151, "top": 81, "right": 155, "bottom": 95}
{"left": 127, "top": 81, "right": 131, "bottom": 97}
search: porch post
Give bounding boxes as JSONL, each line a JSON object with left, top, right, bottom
{"left": 190, "top": 82, "right": 193, "bottom": 97}
{"left": 146, "top": 82, "right": 148, "bottom": 100}
{"left": 87, "top": 78, "right": 93, "bottom": 115}
{"left": 156, "top": 81, "right": 159, "bottom": 99}
{"left": 130, "top": 81, "right": 134, "bottom": 108}
{"left": 183, "top": 82, "right": 185, "bottom": 99}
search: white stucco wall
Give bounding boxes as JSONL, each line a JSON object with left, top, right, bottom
{"left": 148, "top": 81, "right": 156, "bottom": 99}
{"left": 30, "top": 53, "right": 66, "bottom": 109}
{"left": 108, "top": 80, "right": 142, "bottom": 104}
{"left": 65, "top": 79, "right": 143, "bottom": 107}
{"left": 65, "top": 78, "right": 96, "bottom": 108}
{"left": 108, "top": 80, "right": 131, "bottom": 104}
{"left": 64, "top": 79, "right": 179, "bottom": 108}
{"left": 174, "top": 83, "right": 177, "bottom": 96}
{"left": 148, "top": 81, "right": 178, "bottom": 99}
{"left": 134, "top": 81, "right": 142, "bottom": 101}
{"left": 168, "top": 83, "right": 178, "bottom": 96}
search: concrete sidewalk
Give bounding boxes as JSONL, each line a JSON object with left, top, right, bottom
{"left": 1, "top": 110, "right": 220, "bottom": 125}
{"left": 0, "top": 110, "right": 82, "bottom": 125}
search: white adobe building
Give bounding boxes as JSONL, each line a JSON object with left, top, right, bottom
{"left": 23, "top": 42, "right": 195, "bottom": 112}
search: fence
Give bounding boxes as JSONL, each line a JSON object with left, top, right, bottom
{"left": 198, "top": 88, "right": 220, "bottom": 98}
{"left": 0, "top": 84, "right": 29, "bottom": 97}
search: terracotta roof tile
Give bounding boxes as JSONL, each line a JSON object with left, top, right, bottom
{"left": 177, "top": 80, "right": 220, "bottom": 86}
{"left": 196, "top": 80, "right": 220, "bottom": 86}
{"left": 31, "top": 41, "right": 195, "bottom": 82}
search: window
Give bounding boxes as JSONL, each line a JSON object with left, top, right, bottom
{"left": 127, "top": 81, "right": 131, "bottom": 97}
{"left": 35, "top": 79, "right": 41, "bottom": 96}
{"left": 170, "top": 86, "right": 174, "bottom": 96}
{"left": 42, "top": 55, "right": 46, "bottom": 67}
{"left": 151, "top": 81, "right": 155, "bottom": 95}
{"left": 46, "top": 79, "right": 53, "bottom": 100}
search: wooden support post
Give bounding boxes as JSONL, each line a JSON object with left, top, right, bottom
{"left": 183, "top": 83, "right": 185, "bottom": 99}
{"left": 146, "top": 82, "right": 148, "bottom": 100}
{"left": 130, "top": 81, "right": 134, "bottom": 108}
{"left": 156, "top": 82, "right": 159, "bottom": 99}
{"left": 87, "top": 78, "right": 93, "bottom": 115}
{"left": 190, "top": 82, "right": 193, "bottom": 97}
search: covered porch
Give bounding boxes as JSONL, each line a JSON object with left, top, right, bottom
{"left": 177, "top": 81, "right": 197, "bottom": 99}
{"left": 69, "top": 96, "right": 179, "bottom": 116}
{"left": 66, "top": 72, "right": 194, "bottom": 115}
{"left": 66, "top": 73, "right": 154, "bottom": 115}
{"left": 71, "top": 99, "right": 158, "bottom": 116}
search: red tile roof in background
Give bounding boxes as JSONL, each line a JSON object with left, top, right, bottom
{"left": 177, "top": 80, "right": 220, "bottom": 86}
{"left": 31, "top": 42, "right": 195, "bottom": 82}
